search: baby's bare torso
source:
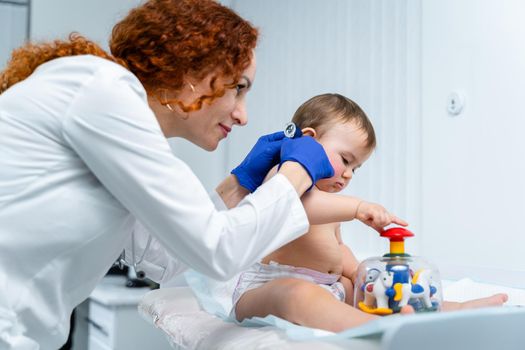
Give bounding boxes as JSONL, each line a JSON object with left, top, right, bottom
{"left": 262, "top": 222, "right": 343, "bottom": 275}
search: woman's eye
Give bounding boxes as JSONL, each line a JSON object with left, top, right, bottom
{"left": 236, "top": 84, "right": 246, "bottom": 94}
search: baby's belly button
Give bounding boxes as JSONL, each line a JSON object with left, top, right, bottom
{"left": 327, "top": 266, "right": 343, "bottom": 275}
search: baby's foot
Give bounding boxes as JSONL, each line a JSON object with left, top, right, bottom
{"left": 459, "top": 293, "right": 508, "bottom": 309}
{"left": 443, "top": 293, "right": 508, "bottom": 311}
{"left": 399, "top": 305, "right": 415, "bottom": 314}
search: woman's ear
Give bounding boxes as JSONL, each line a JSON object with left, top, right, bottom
{"left": 301, "top": 127, "right": 317, "bottom": 138}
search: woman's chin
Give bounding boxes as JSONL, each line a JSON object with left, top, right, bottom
{"left": 202, "top": 140, "right": 219, "bottom": 152}
{"left": 187, "top": 137, "right": 219, "bottom": 152}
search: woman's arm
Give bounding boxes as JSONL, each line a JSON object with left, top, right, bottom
{"left": 62, "top": 65, "right": 309, "bottom": 281}
{"left": 216, "top": 162, "right": 311, "bottom": 209}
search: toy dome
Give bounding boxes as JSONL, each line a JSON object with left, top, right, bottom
{"left": 353, "top": 227, "right": 443, "bottom": 315}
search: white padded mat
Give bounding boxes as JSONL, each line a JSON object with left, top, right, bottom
{"left": 139, "top": 278, "right": 525, "bottom": 349}
{"left": 138, "top": 287, "right": 376, "bottom": 350}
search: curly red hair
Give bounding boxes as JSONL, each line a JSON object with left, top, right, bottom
{"left": 0, "top": 0, "right": 258, "bottom": 112}
{"left": 0, "top": 34, "right": 117, "bottom": 93}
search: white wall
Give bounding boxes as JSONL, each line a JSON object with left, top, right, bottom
{"left": 421, "top": 0, "right": 525, "bottom": 287}
{"left": 30, "top": 0, "right": 141, "bottom": 49}
{"left": 229, "top": 0, "right": 422, "bottom": 259}
{"left": 0, "top": 0, "right": 29, "bottom": 68}
{"left": 230, "top": 0, "right": 525, "bottom": 287}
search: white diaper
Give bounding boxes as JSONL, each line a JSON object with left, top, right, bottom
{"left": 231, "top": 261, "right": 345, "bottom": 318}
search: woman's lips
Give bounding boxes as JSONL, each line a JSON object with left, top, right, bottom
{"left": 219, "top": 124, "right": 231, "bottom": 137}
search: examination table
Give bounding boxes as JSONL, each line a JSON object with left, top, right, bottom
{"left": 138, "top": 278, "right": 525, "bottom": 350}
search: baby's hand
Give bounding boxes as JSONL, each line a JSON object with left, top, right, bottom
{"left": 355, "top": 201, "right": 408, "bottom": 232}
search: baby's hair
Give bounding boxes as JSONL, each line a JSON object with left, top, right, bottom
{"left": 291, "top": 93, "right": 376, "bottom": 150}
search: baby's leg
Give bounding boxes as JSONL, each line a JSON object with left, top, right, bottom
{"left": 235, "top": 278, "right": 378, "bottom": 332}
{"left": 442, "top": 293, "right": 508, "bottom": 311}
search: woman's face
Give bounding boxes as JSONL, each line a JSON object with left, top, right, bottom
{"left": 158, "top": 55, "right": 257, "bottom": 151}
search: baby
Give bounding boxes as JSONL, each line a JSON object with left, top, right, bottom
{"left": 231, "top": 93, "right": 508, "bottom": 332}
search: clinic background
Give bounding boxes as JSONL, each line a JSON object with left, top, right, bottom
{"left": 1, "top": 0, "right": 524, "bottom": 288}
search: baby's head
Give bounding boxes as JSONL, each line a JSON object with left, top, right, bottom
{"left": 292, "top": 93, "right": 376, "bottom": 192}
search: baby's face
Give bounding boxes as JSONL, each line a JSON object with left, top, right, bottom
{"left": 314, "top": 120, "right": 373, "bottom": 193}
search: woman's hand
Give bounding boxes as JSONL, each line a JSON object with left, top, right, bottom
{"left": 231, "top": 131, "right": 287, "bottom": 192}
{"left": 355, "top": 201, "right": 409, "bottom": 232}
{"left": 279, "top": 136, "right": 334, "bottom": 190}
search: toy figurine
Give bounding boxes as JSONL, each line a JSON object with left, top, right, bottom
{"left": 359, "top": 270, "right": 396, "bottom": 315}
{"left": 394, "top": 269, "right": 438, "bottom": 311}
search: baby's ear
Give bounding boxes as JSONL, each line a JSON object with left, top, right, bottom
{"left": 301, "top": 127, "right": 317, "bottom": 138}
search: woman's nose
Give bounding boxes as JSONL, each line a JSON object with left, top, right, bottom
{"left": 232, "top": 101, "right": 248, "bottom": 126}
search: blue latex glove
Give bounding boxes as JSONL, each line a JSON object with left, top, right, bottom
{"left": 279, "top": 136, "right": 334, "bottom": 190}
{"left": 231, "top": 131, "right": 288, "bottom": 192}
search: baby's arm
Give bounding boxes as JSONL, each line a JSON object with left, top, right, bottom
{"left": 263, "top": 166, "right": 407, "bottom": 231}
{"left": 301, "top": 189, "right": 408, "bottom": 231}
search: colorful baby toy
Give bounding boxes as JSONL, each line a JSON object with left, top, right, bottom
{"left": 354, "top": 227, "right": 442, "bottom": 315}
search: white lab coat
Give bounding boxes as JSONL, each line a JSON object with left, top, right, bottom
{"left": 0, "top": 55, "right": 308, "bottom": 349}
{"left": 124, "top": 190, "right": 232, "bottom": 285}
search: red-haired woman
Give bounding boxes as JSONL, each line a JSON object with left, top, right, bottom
{"left": 0, "top": 0, "right": 333, "bottom": 348}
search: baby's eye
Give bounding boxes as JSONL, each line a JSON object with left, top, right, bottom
{"left": 342, "top": 157, "right": 349, "bottom": 166}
